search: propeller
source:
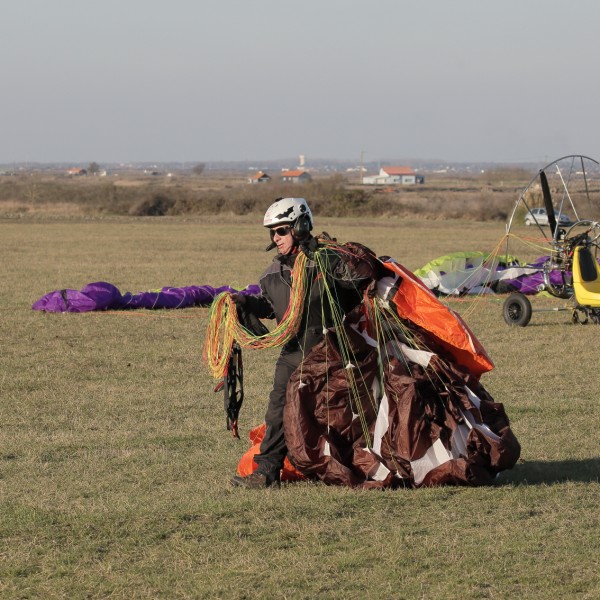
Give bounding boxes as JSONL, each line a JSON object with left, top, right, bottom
{"left": 540, "top": 170, "right": 557, "bottom": 237}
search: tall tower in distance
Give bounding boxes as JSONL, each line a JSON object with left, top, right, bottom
{"left": 298, "top": 154, "right": 306, "bottom": 170}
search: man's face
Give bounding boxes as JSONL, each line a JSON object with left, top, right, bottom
{"left": 269, "top": 224, "right": 295, "bottom": 255}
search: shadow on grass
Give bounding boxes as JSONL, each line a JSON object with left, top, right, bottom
{"left": 499, "top": 458, "right": 600, "bottom": 485}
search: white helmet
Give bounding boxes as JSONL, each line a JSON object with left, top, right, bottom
{"left": 263, "top": 197, "right": 313, "bottom": 229}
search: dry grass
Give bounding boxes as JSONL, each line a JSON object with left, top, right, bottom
{"left": 1, "top": 215, "right": 598, "bottom": 599}
{"left": 0, "top": 171, "right": 527, "bottom": 221}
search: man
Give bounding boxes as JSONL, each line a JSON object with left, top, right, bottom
{"left": 231, "top": 197, "right": 377, "bottom": 488}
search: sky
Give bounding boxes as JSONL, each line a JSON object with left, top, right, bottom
{"left": 1, "top": 0, "right": 599, "bottom": 165}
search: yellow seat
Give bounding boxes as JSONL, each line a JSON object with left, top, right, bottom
{"left": 573, "top": 246, "right": 600, "bottom": 307}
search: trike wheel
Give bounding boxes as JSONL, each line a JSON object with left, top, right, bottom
{"left": 503, "top": 293, "right": 532, "bottom": 327}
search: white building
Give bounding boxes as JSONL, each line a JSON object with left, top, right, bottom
{"left": 362, "top": 166, "right": 423, "bottom": 185}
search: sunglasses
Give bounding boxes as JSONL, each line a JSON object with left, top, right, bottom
{"left": 269, "top": 225, "right": 293, "bottom": 239}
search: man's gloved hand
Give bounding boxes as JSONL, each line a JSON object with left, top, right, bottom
{"left": 299, "top": 236, "right": 319, "bottom": 260}
{"left": 230, "top": 293, "right": 246, "bottom": 318}
{"left": 229, "top": 293, "right": 269, "bottom": 336}
{"left": 230, "top": 293, "right": 246, "bottom": 307}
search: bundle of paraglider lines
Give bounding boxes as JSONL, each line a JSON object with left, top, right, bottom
{"left": 203, "top": 248, "right": 308, "bottom": 378}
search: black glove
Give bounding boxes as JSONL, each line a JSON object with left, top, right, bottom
{"left": 230, "top": 293, "right": 246, "bottom": 307}
{"left": 230, "top": 293, "right": 246, "bottom": 320}
{"left": 230, "top": 293, "right": 269, "bottom": 336}
{"left": 299, "top": 236, "right": 319, "bottom": 260}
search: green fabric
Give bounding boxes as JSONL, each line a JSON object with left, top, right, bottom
{"left": 413, "top": 251, "right": 520, "bottom": 277}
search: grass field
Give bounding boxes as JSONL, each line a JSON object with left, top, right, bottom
{"left": 1, "top": 215, "right": 599, "bottom": 599}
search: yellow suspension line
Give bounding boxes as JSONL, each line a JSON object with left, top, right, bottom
{"left": 203, "top": 252, "right": 309, "bottom": 378}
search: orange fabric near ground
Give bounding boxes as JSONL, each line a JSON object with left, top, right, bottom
{"left": 237, "top": 424, "right": 306, "bottom": 481}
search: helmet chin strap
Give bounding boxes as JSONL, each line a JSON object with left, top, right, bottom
{"left": 265, "top": 238, "right": 301, "bottom": 254}
{"left": 264, "top": 238, "right": 299, "bottom": 253}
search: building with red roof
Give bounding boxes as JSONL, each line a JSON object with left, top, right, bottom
{"left": 362, "top": 165, "right": 424, "bottom": 185}
{"left": 248, "top": 171, "right": 272, "bottom": 184}
{"left": 281, "top": 169, "right": 312, "bottom": 183}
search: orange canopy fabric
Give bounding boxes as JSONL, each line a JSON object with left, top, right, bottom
{"left": 236, "top": 424, "right": 306, "bottom": 481}
{"left": 384, "top": 261, "right": 494, "bottom": 377}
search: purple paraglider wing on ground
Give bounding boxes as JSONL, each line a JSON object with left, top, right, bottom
{"left": 32, "top": 282, "right": 261, "bottom": 313}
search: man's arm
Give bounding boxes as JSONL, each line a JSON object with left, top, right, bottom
{"left": 242, "top": 293, "right": 275, "bottom": 319}
{"left": 232, "top": 276, "right": 275, "bottom": 320}
{"left": 303, "top": 238, "right": 381, "bottom": 291}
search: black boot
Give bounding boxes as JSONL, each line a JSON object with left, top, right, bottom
{"left": 231, "top": 470, "right": 281, "bottom": 489}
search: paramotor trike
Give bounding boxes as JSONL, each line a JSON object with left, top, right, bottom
{"left": 502, "top": 155, "right": 600, "bottom": 326}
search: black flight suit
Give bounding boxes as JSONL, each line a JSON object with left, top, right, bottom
{"left": 243, "top": 242, "right": 372, "bottom": 477}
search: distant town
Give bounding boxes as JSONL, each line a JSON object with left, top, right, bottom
{"left": 0, "top": 156, "right": 550, "bottom": 179}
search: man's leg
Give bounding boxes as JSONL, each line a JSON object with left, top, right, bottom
{"left": 232, "top": 350, "right": 302, "bottom": 488}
